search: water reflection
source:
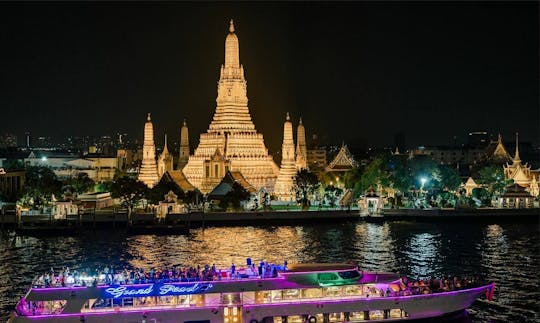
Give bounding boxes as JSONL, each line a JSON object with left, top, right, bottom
{"left": 0, "top": 221, "right": 538, "bottom": 323}
{"left": 406, "top": 232, "right": 441, "bottom": 278}
{"left": 354, "top": 223, "right": 396, "bottom": 271}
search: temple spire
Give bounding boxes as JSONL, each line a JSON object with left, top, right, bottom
{"left": 163, "top": 134, "right": 169, "bottom": 154}
{"left": 225, "top": 19, "right": 240, "bottom": 68}
{"left": 178, "top": 118, "right": 190, "bottom": 170}
{"left": 514, "top": 131, "right": 520, "bottom": 162}
{"left": 138, "top": 113, "right": 159, "bottom": 187}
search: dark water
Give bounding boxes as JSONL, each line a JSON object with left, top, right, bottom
{"left": 0, "top": 221, "right": 538, "bottom": 322}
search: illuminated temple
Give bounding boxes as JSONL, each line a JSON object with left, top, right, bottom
{"left": 182, "top": 20, "right": 279, "bottom": 193}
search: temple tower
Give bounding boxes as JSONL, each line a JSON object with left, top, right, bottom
{"left": 158, "top": 134, "right": 173, "bottom": 178}
{"left": 296, "top": 117, "right": 307, "bottom": 170}
{"left": 138, "top": 113, "right": 159, "bottom": 188}
{"left": 275, "top": 113, "right": 297, "bottom": 201}
{"left": 182, "top": 19, "right": 279, "bottom": 193}
{"left": 178, "top": 119, "right": 190, "bottom": 170}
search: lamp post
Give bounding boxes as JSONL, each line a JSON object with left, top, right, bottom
{"left": 419, "top": 177, "right": 427, "bottom": 207}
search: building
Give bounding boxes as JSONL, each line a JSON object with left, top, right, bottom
{"left": 78, "top": 192, "right": 114, "bottom": 210}
{"left": 325, "top": 144, "right": 359, "bottom": 173}
{"left": 467, "top": 131, "right": 490, "bottom": 148}
{"left": 138, "top": 113, "right": 159, "bottom": 188}
{"left": 306, "top": 149, "right": 327, "bottom": 173}
{"left": 0, "top": 134, "right": 17, "bottom": 148}
{"left": 182, "top": 20, "right": 279, "bottom": 193}
{"left": 207, "top": 170, "right": 256, "bottom": 206}
{"left": 24, "top": 132, "right": 32, "bottom": 148}
{"left": 503, "top": 133, "right": 539, "bottom": 197}
{"left": 498, "top": 184, "right": 534, "bottom": 208}
{"left": 411, "top": 145, "right": 486, "bottom": 166}
{"left": 483, "top": 134, "right": 513, "bottom": 164}
{"left": 0, "top": 168, "right": 25, "bottom": 202}
{"left": 159, "top": 170, "right": 196, "bottom": 193}
{"left": 274, "top": 113, "right": 297, "bottom": 201}
{"left": 117, "top": 148, "right": 143, "bottom": 171}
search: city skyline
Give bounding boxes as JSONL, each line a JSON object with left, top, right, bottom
{"left": 1, "top": 2, "right": 538, "bottom": 154}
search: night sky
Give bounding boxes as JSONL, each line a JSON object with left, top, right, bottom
{"left": 1, "top": 2, "right": 538, "bottom": 154}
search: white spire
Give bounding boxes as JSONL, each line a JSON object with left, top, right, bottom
{"left": 514, "top": 131, "right": 520, "bottom": 162}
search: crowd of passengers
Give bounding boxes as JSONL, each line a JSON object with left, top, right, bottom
{"left": 385, "top": 275, "right": 488, "bottom": 297}
{"left": 33, "top": 260, "right": 287, "bottom": 288}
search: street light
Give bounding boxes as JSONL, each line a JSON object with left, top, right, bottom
{"left": 420, "top": 177, "right": 427, "bottom": 187}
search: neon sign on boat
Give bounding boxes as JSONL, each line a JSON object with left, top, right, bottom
{"left": 103, "top": 283, "right": 214, "bottom": 299}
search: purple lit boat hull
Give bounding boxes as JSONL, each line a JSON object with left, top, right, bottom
{"left": 9, "top": 284, "right": 493, "bottom": 323}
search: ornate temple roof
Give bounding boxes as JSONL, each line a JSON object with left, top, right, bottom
{"left": 325, "top": 144, "right": 359, "bottom": 172}
{"left": 160, "top": 170, "right": 195, "bottom": 192}
{"left": 484, "top": 134, "right": 512, "bottom": 164}
{"left": 207, "top": 170, "right": 256, "bottom": 198}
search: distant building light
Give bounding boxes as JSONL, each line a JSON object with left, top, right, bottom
{"left": 41, "top": 156, "right": 47, "bottom": 162}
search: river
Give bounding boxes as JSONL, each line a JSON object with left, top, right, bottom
{"left": 0, "top": 220, "right": 538, "bottom": 322}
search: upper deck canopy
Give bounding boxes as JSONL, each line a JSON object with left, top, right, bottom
{"left": 285, "top": 263, "right": 358, "bottom": 273}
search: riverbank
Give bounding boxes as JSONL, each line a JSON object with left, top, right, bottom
{"left": 0, "top": 207, "right": 537, "bottom": 234}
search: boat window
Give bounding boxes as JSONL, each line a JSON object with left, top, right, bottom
{"left": 344, "top": 285, "right": 361, "bottom": 295}
{"left": 221, "top": 293, "right": 241, "bottom": 305}
{"left": 271, "top": 290, "right": 283, "bottom": 302}
{"left": 369, "top": 310, "right": 384, "bottom": 320}
{"left": 158, "top": 296, "right": 178, "bottom": 305}
{"left": 255, "top": 291, "right": 272, "bottom": 304}
{"left": 191, "top": 294, "right": 206, "bottom": 306}
{"left": 337, "top": 270, "right": 361, "bottom": 280}
{"left": 349, "top": 311, "right": 367, "bottom": 320}
{"left": 301, "top": 288, "right": 323, "bottom": 299}
{"left": 134, "top": 296, "right": 158, "bottom": 307}
{"left": 88, "top": 298, "right": 112, "bottom": 309}
{"left": 282, "top": 289, "right": 300, "bottom": 300}
{"left": 25, "top": 300, "right": 67, "bottom": 315}
{"left": 318, "top": 272, "right": 339, "bottom": 281}
{"left": 286, "top": 315, "right": 304, "bottom": 323}
{"left": 323, "top": 286, "right": 342, "bottom": 297}
{"left": 329, "top": 312, "right": 344, "bottom": 322}
{"left": 390, "top": 309, "right": 403, "bottom": 318}
{"left": 122, "top": 298, "right": 134, "bottom": 307}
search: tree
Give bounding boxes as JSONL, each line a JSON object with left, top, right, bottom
{"left": 111, "top": 176, "right": 149, "bottom": 224}
{"left": 1, "top": 159, "right": 25, "bottom": 170}
{"left": 95, "top": 181, "right": 113, "bottom": 193}
{"left": 294, "top": 169, "right": 320, "bottom": 209}
{"left": 64, "top": 173, "right": 95, "bottom": 195}
{"left": 22, "top": 165, "right": 62, "bottom": 207}
{"left": 148, "top": 180, "right": 185, "bottom": 205}
{"left": 477, "top": 165, "right": 513, "bottom": 199}
{"left": 437, "top": 165, "right": 462, "bottom": 192}
{"left": 343, "top": 167, "right": 362, "bottom": 189}
{"left": 472, "top": 187, "right": 491, "bottom": 207}
{"left": 324, "top": 185, "right": 343, "bottom": 208}
{"left": 356, "top": 158, "right": 389, "bottom": 196}
{"left": 218, "top": 182, "right": 251, "bottom": 211}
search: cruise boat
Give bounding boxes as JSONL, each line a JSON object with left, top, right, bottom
{"left": 9, "top": 263, "right": 495, "bottom": 323}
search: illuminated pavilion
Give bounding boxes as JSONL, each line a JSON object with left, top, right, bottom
{"left": 503, "top": 133, "right": 539, "bottom": 197}
{"left": 182, "top": 20, "right": 279, "bottom": 193}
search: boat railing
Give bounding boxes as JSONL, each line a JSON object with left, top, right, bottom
{"left": 31, "top": 267, "right": 285, "bottom": 289}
